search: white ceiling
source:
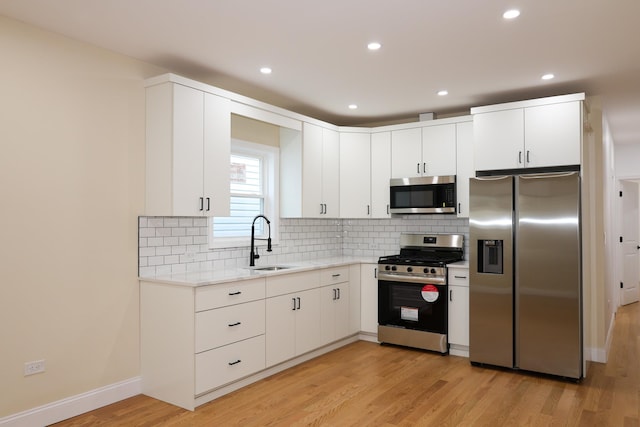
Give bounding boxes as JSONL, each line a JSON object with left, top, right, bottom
{"left": 2, "top": 0, "right": 640, "bottom": 144}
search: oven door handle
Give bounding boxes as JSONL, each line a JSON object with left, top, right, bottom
{"left": 377, "top": 271, "right": 446, "bottom": 285}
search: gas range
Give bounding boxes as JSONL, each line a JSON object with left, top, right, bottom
{"left": 377, "top": 233, "right": 464, "bottom": 354}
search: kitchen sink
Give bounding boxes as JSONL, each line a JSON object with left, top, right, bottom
{"left": 250, "top": 265, "right": 294, "bottom": 271}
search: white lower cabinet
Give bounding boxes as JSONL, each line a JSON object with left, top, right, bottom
{"left": 447, "top": 266, "right": 469, "bottom": 353}
{"left": 141, "top": 264, "right": 360, "bottom": 411}
{"left": 320, "top": 267, "right": 350, "bottom": 345}
{"left": 265, "top": 270, "right": 322, "bottom": 367}
{"left": 265, "top": 287, "right": 321, "bottom": 366}
{"left": 195, "top": 335, "right": 266, "bottom": 395}
{"left": 140, "top": 277, "right": 266, "bottom": 411}
{"left": 360, "top": 263, "right": 378, "bottom": 336}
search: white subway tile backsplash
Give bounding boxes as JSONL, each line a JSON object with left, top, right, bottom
{"left": 138, "top": 215, "right": 468, "bottom": 276}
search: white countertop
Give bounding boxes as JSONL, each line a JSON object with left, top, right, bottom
{"left": 447, "top": 260, "right": 469, "bottom": 268}
{"left": 139, "top": 256, "right": 378, "bottom": 287}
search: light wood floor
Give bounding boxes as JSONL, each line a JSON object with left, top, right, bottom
{"left": 54, "top": 302, "right": 639, "bottom": 426}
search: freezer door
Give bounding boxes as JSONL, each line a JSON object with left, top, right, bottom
{"left": 469, "top": 176, "right": 514, "bottom": 368}
{"left": 516, "top": 172, "right": 582, "bottom": 379}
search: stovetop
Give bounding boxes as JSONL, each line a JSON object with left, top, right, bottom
{"left": 378, "top": 253, "right": 462, "bottom": 268}
{"left": 378, "top": 233, "right": 464, "bottom": 268}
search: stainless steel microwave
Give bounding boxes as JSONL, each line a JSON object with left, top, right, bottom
{"left": 389, "top": 175, "right": 457, "bottom": 214}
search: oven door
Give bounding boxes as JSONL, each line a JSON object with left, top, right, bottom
{"left": 378, "top": 278, "right": 447, "bottom": 334}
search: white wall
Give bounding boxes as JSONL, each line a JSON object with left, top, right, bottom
{"left": 0, "top": 15, "right": 163, "bottom": 417}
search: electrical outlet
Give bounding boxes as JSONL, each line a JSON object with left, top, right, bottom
{"left": 24, "top": 359, "right": 45, "bottom": 376}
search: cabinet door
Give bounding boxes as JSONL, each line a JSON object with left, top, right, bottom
{"left": 524, "top": 101, "right": 581, "bottom": 168}
{"left": 295, "top": 288, "right": 322, "bottom": 356}
{"left": 348, "top": 264, "right": 361, "bottom": 335}
{"left": 203, "top": 93, "right": 231, "bottom": 217}
{"left": 340, "top": 132, "right": 370, "bottom": 218}
{"left": 371, "top": 132, "right": 391, "bottom": 218}
{"left": 391, "top": 127, "right": 422, "bottom": 178}
{"left": 422, "top": 124, "right": 456, "bottom": 176}
{"left": 302, "top": 122, "right": 324, "bottom": 216}
{"left": 455, "top": 121, "right": 474, "bottom": 218}
{"left": 360, "top": 264, "right": 378, "bottom": 335}
{"left": 448, "top": 285, "right": 469, "bottom": 347}
{"left": 265, "top": 294, "right": 297, "bottom": 367}
{"left": 320, "top": 285, "right": 338, "bottom": 345}
{"left": 334, "top": 283, "right": 350, "bottom": 340}
{"left": 172, "top": 84, "right": 205, "bottom": 216}
{"left": 322, "top": 128, "right": 340, "bottom": 217}
{"left": 473, "top": 109, "right": 524, "bottom": 171}
{"left": 320, "top": 283, "right": 351, "bottom": 345}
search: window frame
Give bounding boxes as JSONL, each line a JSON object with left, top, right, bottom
{"left": 209, "top": 139, "right": 279, "bottom": 249}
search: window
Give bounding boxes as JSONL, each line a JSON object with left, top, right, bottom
{"left": 210, "top": 139, "right": 279, "bottom": 248}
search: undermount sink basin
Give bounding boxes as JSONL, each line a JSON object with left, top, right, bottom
{"left": 251, "top": 265, "right": 294, "bottom": 271}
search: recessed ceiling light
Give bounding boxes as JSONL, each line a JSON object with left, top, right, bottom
{"left": 503, "top": 9, "right": 520, "bottom": 19}
{"left": 541, "top": 73, "right": 555, "bottom": 80}
{"left": 348, "top": 104, "right": 358, "bottom": 110}
{"left": 437, "top": 90, "right": 449, "bottom": 96}
{"left": 260, "top": 67, "right": 272, "bottom": 74}
{"left": 367, "top": 42, "right": 382, "bottom": 51}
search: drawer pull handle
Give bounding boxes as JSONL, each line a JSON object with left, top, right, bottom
{"left": 228, "top": 322, "right": 241, "bottom": 327}
{"left": 228, "top": 291, "right": 242, "bottom": 296}
{"left": 228, "top": 360, "right": 242, "bottom": 366}
{"left": 454, "top": 276, "right": 467, "bottom": 279}
{"left": 332, "top": 274, "right": 341, "bottom": 278}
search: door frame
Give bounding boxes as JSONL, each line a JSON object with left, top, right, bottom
{"left": 615, "top": 177, "right": 640, "bottom": 308}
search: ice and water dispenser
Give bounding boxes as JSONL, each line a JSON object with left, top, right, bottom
{"left": 477, "top": 240, "right": 503, "bottom": 274}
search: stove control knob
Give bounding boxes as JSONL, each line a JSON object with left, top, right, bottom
{"left": 385, "top": 265, "right": 391, "bottom": 271}
{"left": 391, "top": 266, "right": 397, "bottom": 271}
{"left": 407, "top": 267, "right": 413, "bottom": 273}
{"left": 423, "top": 268, "right": 429, "bottom": 274}
{"left": 430, "top": 268, "right": 436, "bottom": 274}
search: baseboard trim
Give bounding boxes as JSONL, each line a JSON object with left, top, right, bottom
{"left": 586, "top": 310, "right": 615, "bottom": 364}
{"left": 0, "top": 377, "right": 141, "bottom": 427}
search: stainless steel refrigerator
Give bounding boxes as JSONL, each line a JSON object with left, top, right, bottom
{"left": 469, "top": 172, "right": 582, "bottom": 379}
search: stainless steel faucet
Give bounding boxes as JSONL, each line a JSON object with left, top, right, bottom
{"left": 249, "top": 215, "right": 272, "bottom": 266}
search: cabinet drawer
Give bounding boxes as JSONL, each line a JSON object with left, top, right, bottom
{"left": 195, "top": 300, "right": 265, "bottom": 352}
{"left": 196, "top": 278, "right": 265, "bottom": 312}
{"left": 266, "top": 270, "right": 320, "bottom": 298}
{"left": 195, "top": 335, "right": 266, "bottom": 395}
{"left": 448, "top": 269, "right": 469, "bottom": 286}
{"left": 320, "top": 266, "right": 350, "bottom": 286}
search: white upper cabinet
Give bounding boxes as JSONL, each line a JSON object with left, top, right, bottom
{"left": 301, "top": 123, "right": 340, "bottom": 217}
{"left": 472, "top": 94, "right": 584, "bottom": 172}
{"left": 524, "top": 101, "right": 582, "bottom": 167}
{"left": 455, "top": 120, "right": 474, "bottom": 218}
{"left": 421, "top": 124, "right": 456, "bottom": 176}
{"left": 391, "top": 123, "right": 456, "bottom": 178}
{"left": 340, "top": 131, "right": 371, "bottom": 218}
{"left": 370, "top": 132, "right": 391, "bottom": 218}
{"left": 473, "top": 108, "right": 524, "bottom": 171}
{"left": 145, "top": 82, "right": 230, "bottom": 216}
{"left": 391, "top": 127, "right": 422, "bottom": 178}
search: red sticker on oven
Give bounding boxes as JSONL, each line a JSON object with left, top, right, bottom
{"left": 421, "top": 284, "right": 439, "bottom": 302}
